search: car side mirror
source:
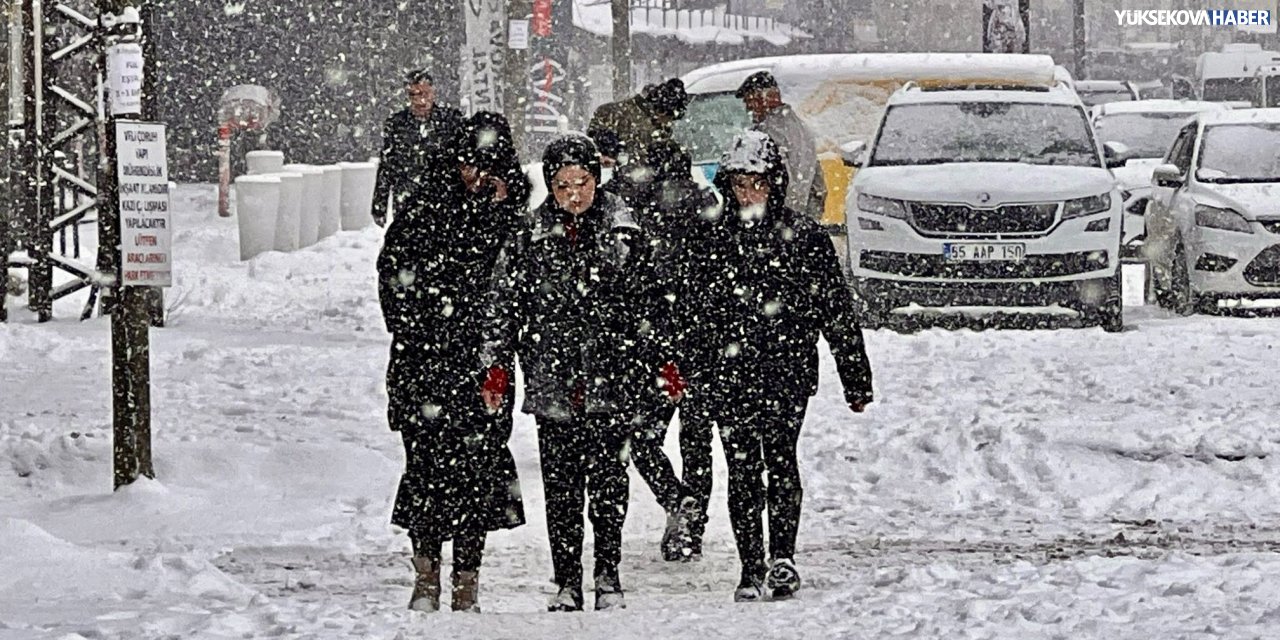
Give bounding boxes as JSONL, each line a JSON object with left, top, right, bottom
{"left": 840, "top": 140, "right": 866, "bottom": 168}
{"left": 1103, "top": 141, "right": 1132, "bottom": 169}
{"left": 1152, "top": 163, "right": 1184, "bottom": 189}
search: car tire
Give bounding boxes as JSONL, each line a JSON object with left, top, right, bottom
{"left": 852, "top": 280, "right": 887, "bottom": 330}
{"left": 1083, "top": 269, "right": 1124, "bottom": 333}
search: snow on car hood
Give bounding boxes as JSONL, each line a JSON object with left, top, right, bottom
{"left": 1111, "top": 158, "right": 1164, "bottom": 191}
{"left": 854, "top": 163, "right": 1116, "bottom": 205}
{"left": 1195, "top": 182, "right": 1280, "bottom": 219}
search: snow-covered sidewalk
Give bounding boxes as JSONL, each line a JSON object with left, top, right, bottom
{"left": 4, "top": 185, "right": 1280, "bottom": 639}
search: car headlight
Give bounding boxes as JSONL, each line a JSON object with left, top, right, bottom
{"left": 1195, "top": 205, "right": 1253, "bottom": 234}
{"left": 856, "top": 193, "right": 908, "bottom": 219}
{"left": 1062, "top": 193, "right": 1112, "bottom": 220}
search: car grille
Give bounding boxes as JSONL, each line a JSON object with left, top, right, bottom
{"left": 1260, "top": 220, "right": 1280, "bottom": 235}
{"left": 1243, "top": 245, "right": 1280, "bottom": 286}
{"left": 860, "top": 250, "right": 1110, "bottom": 280}
{"left": 908, "top": 202, "right": 1059, "bottom": 236}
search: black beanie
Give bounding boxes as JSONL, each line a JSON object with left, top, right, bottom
{"left": 542, "top": 135, "right": 602, "bottom": 187}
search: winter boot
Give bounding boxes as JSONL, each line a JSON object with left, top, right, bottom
{"left": 766, "top": 558, "right": 802, "bottom": 600}
{"left": 733, "top": 561, "right": 768, "bottom": 603}
{"left": 547, "top": 585, "right": 584, "bottom": 612}
{"left": 594, "top": 570, "right": 626, "bottom": 611}
{"left": 674, "top": 496, "right": 701, "bottom": 561}
{"left": 660, "top": 509, "right": 683, "bottom": 561}
{"left": 451, "top": 570, "right": 480, "bottom": 613}
{"left": 409, "top": 557, "right": 442, "bottom": 612}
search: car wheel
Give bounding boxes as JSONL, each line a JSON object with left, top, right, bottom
{"left": 852, "top": 280, "right": 887, "bottom": 330}
{"left": 1083, "top": 269, "right": 1124, "bottom": 333}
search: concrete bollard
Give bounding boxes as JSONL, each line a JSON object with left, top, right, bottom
{"left": 338, "top": 161, "right": 378, "bottom": 230}
{"left": 318, "top": 165, "right": 343, "bottom": 240}
{"left": 273, "top": 172, "right": 304, "bottom": 252}
{"left": 283, "top": 164, "right": 324, "bottom": 248}
{"left": 234, "top": 174, "right": 281, "bottom": 261}
{"left": 246, "top": 150, "right": 285, "bottom": 175}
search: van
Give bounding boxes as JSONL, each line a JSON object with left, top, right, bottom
{"left": 1197, "top": 43, "right": 1280, "bottom": 103}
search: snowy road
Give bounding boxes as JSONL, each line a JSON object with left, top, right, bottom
{"left": 4, "top": 186, "right": 1280, "bottom": 639}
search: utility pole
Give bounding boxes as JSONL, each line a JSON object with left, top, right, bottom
{"left": 1073, "top": 0, "right": 1087, "bottom": 80}
{"left": 101, "top": 0, "right": 156, "bottom": 490}
{"left": 611, "top": 0, "right": 630, "bottom": 99}
{"left": 504, "top": 0, "right": 532, "bottom": 154}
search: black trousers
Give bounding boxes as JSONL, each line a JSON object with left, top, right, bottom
{"left": 537, "top": 413, "right": 631, "bottom": 590}
{"left": 683, "top": 390, "right": 807, "bottom": 567}
{"left": 629, "top": 400, "right": 714, "bottom": 536}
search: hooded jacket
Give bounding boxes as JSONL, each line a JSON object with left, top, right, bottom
{"left": 676, "top": 130, "right": 873, "bottom": 405}
{"left": 376, "top": 111, "right": 529, "bottom": 346}
{"left": 484, "top": 136, "right": 664, "bottom": 419}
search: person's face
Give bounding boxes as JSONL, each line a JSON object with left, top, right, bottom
{"left": 407, "top": 82, "right": 435, "bottom": 118}
{"left": 551, "top": 166, "right": 597, "bottom": 215}
{"left": 730, "top": 173, "right": 770, "bottom": 209}
{"left": 460, "top": 164, "right": 487, "bottom": 193}
{"left": 742, "top": 91, "right": 767, "bottom": 120}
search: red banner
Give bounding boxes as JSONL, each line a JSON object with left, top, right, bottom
{"left": 533, "top": 0, "right": 552, "bottom": 36}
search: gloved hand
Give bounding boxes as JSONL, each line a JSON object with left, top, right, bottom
{"left": 481, "top": 367, "right": 510, "bottom": 411}
{"left": 659, "top": 362, "right": 686, "bottom": 403}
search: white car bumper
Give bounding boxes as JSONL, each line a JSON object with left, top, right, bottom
{"left": 1187, "top": 222, "right": 1280, "bottom": 296}
{"left": 849, "top": 213, "right": 1120, "bottom": 285}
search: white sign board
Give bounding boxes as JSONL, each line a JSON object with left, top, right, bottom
{"left": 107, "top": 43, "right": 144, "bottom": 116}
{"left": 508, "top": 19, "right": 530, "bottom": 50}
{"left": 462, "top": 0, "right": 507, "bottom": 114}
{"left": 116, "top": 122, "right": 172, "bottom": 287}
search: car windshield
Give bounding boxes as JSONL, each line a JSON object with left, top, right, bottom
{"left": 1267, "top": 76, "right": 1280, "bottom": 108}
{"left": 1078, "top": 89, "right": 1134, "bottom": 107}
{"left": 1093, "top": 112, "right": 1193, "bottom": 158}
{"left": 869, "top": 102, "right": 1100, "bottom": 167}
{"left": 672, "top": 93, "right": 751, "bottom": 164}
{"left": 1196, "top": 123, "right": 1280, "bottom": 182}
{"left": 1202, "top": 77, "right": 1256, "bottom": 102}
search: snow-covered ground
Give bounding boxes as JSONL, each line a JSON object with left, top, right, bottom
{"left": 4, "top": 185, "right": 1280, "bottom": 639}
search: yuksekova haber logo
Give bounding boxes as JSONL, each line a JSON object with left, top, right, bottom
{"left": 1115, "top": 9, "right": 1272, "bottom": 27}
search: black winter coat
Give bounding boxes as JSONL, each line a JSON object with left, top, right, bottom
{"left": 485, "top": 192, "right": 663, "bottom": 419}
{"left": 669, "top": 134, "right": 873, "bottom": 406}
{"left": 372, "top": 106, "right": 464, "bottom": 222}
{"left": 381, "top": 122, "right": 531, "bottom": 539}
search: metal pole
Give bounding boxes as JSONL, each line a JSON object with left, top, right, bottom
{"left": 101, "top": 0, "right": 153, "bottom": 490}
{"left": 611, "top": 0, "right": 630, "bottom": 99}
{"left": 0, "top": 0, "right": 10, "bottom": 321}
{"left": 1073, "top": 0, "right": 1087, "bottom": 80}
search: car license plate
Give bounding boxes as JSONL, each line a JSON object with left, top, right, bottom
{"left": 943, "top": 243, "right": 1026, "bottom": 262}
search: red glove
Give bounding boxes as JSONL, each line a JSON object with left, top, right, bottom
{"left": 481, "top": 367, "right": 510, "bottom": 410}
{"left": 659, "top": 362, "right": 686, "bottom": 401}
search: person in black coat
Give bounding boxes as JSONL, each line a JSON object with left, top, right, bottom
{"left": 607, "top": 139, "right": 721, "bottom": 562}
{"left": 674, "top": 129, "right": 874, "bottom": 602}
{"left": 378, "top": 111, "right": 529, "bottom": 614}
{"left": 371, "top": 69, "right": 464, "bottom": 227}
{"left": 481, "top": 135, "right": 664, "bottom": 612}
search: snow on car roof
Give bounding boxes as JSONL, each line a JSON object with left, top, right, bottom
{"left": 888, "top": 83, "right": 1081, "bottom": 107}
{"left": 1198, "top": 108, "right": 1280, "bottom": 126}
{"left": 1075, "top": 80, "right": 1131, "bottom": 90}
{"left": 1095, "top": 100, "right": 1230, "bottom": 116}
{"left": 681, "top": 53, "right": 1058, "bottom": 95}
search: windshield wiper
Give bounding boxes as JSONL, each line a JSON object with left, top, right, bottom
{"left": 1199, "top": 176, "right": 1280, "bottom": 184}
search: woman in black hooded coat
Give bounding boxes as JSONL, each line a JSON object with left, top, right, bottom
{"left": 377, "top": 111, "right": 529, "bottom": 614}
{"left": 673, "top": 129, "right": 875, "bottom": 602}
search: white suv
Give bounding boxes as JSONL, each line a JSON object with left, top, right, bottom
{"left": 1146, "top": 108, "right": 1280, "bottom": 313}
{"left": 845, "top": 81, "right": 1127, "bottom": 331}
